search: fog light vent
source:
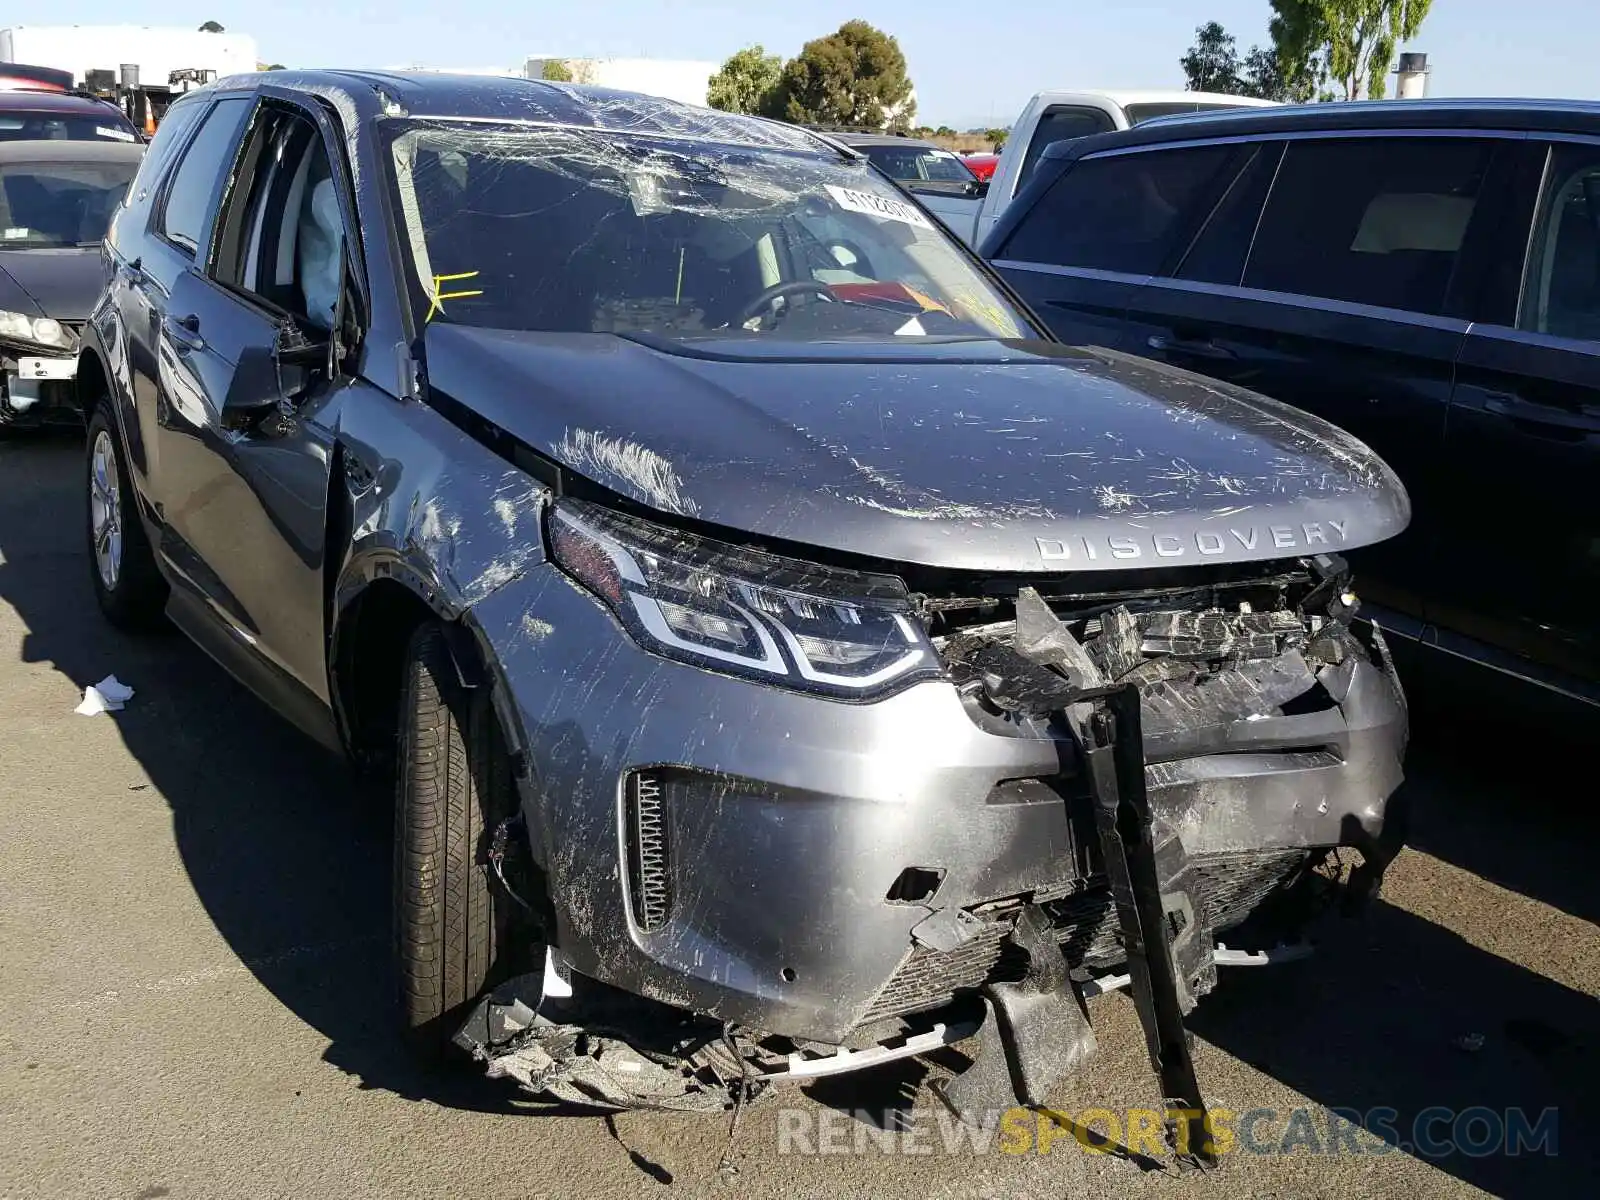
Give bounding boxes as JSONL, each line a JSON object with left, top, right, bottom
{"left": 626, "top": 771, "right": 673, "bottom": 932}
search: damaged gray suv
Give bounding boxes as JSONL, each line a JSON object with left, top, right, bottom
{"left": 79, "top": 71, "right": 1410, "bottom": 1144}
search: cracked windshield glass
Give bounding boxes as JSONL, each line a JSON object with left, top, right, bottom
{"left": 387, "top": 123, "right": 1029, "bottom": 341}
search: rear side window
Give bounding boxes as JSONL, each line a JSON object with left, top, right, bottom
{"left": 1520, "top": 143, "right": 1600, "bottom": 342}
{"left": 1017, "top": 105, "right": 1117, "bottom": 187}
{"left": 998, "top": 145, "right": 1235, "bottom": 275}
{"left": 1243, "top": 137, "right": 1495, "bottom": 316}
{"left": 1175, "top": 143, "right": 1282, "bottom": 285}
{"left": 156, "top": 96, "right": 252, "bottom": 255}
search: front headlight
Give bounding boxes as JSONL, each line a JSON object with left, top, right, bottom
{"left": 0, "top": 310, "right": 74, "bottom": 352}
{"left": 548, "top": 498, "right": 940, "bottom": 698}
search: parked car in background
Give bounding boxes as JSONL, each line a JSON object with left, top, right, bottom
{"left": 961, "top": 151, "right": 999, "bottom": 182}
{"left": 820, "top": 91, "right": 1274, "bottom": 247}
{"left": 0, "top": 62, "right": 73, "bottom": 92}
{"left": 985, "top": 98, "right": 1600, "bottom": 714}
{"left": 968, "top": 90, "right": 1277, "bottom": 247}
{"left": 822, "top": 130, "right": 988, "bottom": 244}
{"left": 79, "top": 71, "right": 1409, "bottom": 1122}
{"left": 0, "top": 86, "right": 139, "bottom": 144}
{"left": 0, "top": 140, "right": 142, "bottom": 427}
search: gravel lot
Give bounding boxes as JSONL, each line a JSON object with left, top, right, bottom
{"left": 3, "top": 432, "right": 1596, "bottom": 1199}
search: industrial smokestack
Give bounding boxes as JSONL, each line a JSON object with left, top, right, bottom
{"left": 1395, "top": 52, "right": 1430, "bottom": 99}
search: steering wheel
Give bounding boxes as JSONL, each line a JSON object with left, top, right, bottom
{"left": 736, "top": 280, "right": 834, "bottom": 326}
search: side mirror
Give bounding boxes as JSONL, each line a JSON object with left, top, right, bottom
{"left": 967, "top": 179, "right": 991, "bottom": 199}
{"left": 219, "top": 342, "right": 285, "bottom": 431}
{"left": 219, "top": 324, "right": 326, "bottom": 431}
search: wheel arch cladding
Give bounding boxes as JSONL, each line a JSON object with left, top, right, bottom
{"left": 74, "top": 347, "right": 109, "bottom": 415}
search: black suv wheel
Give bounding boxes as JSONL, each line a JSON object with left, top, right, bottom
{"left": 85, "top": 403, "right": 167, "bottom": 630}
{"left": 394, "top": 622, "right": 525, "bottom": 1054}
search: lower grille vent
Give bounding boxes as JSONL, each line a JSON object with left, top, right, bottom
{"left": 858, "top": 848, "right": 1312, "bottom": 1025}
{"left": 625, "top": 771, "right": 673, "bottom": 932}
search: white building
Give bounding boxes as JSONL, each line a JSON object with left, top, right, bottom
{"left": 0, "top": 25, "right": 257, "bottom": 87}
{"left": 522, "top": 57, "right": 718, "bottom": 107}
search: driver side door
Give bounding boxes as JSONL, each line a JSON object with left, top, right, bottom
{"left": 147, "top": 97, "right": 366, "bottom": 748}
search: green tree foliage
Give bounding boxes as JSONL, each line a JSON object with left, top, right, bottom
{"left": 985, "top": 127, "right": 1008, "bottom": 150}
{"left": 1324, "top": 0, "right": 1432, "bottom": 99}
{"left": 1267, "top": 0, "right": 1432, "bottom": 101}
{"left": 1179, "top": 21, "right": 1297, "bottom": 100}
{"left": 1180, "top": 21, "right": 1243, "bottom": 93}
{"left": 198, "top": 20, "right": 225, "bottom": 32}
{"left": 707, "top": 45, "right": 785, "bottom": 116}
{"left": 779, "top": 20, "right": 915, "bottom": 130}
{"left": 1267, "top": 0, "right": 1332, "bottom": 100}
{"left": 540, "top": 59, "right": 573, "bottom": 83}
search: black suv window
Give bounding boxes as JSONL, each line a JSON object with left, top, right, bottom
{"left": 1017, "top": 105, "right": 1117, "bottom": 186}
{"left": 124, "top": 98, "right": 204, "bottom": 208}
{"left": 1243, "top": 137, "right": 1495, "bottom": 316}
{"left": 1175, "top": 143, "right": 1282, "bottom": 286}
{"left": 156, "top": 96, "right": 252, "bottom": 255}
{"left": 998, "top": 145, "right": 1234, "bottom": 275}
{"left": 1521, "top": 144, "right": 1600, "bottom": 341}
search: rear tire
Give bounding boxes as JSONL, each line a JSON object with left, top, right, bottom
{"left": 85, "top": 402, "right": 166, "bottom": 630}
{"left": 394, "top": 622, "right": 522, "bottom": 1056}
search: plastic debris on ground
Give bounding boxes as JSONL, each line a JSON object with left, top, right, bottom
{"left": 74, "top": 675, "right": 135, "bottom": 716}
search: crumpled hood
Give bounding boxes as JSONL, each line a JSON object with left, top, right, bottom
{"left": 0, "top": 249, "right": 106, "bottom": 320}
{"left": 423, "top": 326, "right": 1411, "bottom": 574}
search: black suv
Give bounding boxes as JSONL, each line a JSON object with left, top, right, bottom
{"left": 985, "top": 99, "right": 1600, "bottom": 713}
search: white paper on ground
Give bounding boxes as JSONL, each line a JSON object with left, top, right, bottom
{"left": 75, "top": 674, "right": 135, "bottom": 716}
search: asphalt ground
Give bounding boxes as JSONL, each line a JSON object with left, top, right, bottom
{"left": 3, "top": 430, "right": 1596, "bottom": 1199}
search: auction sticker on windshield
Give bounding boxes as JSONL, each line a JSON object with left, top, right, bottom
{"left": 825, "top": 184, "right": 934, "bottom": 230}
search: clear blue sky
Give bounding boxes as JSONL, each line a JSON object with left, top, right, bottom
{"left": 60, "top": 1, "right": 1600, "bottom": 128}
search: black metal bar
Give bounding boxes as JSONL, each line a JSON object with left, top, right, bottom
{"left": 1066, "top": 683, "right": 1217, "bottom": 1166}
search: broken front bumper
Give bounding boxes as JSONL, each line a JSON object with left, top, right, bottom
{"left": 475, "top": 563, "right": 1407, "bottom": 1047}
{"left": 0, "top": 354, "right": 78, "bottom": 427}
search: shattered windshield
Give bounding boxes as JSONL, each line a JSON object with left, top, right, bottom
{"left": 0, "top": 160, "right": 139, "bottom": 247}
{"left": 386, "top": 122, "right": 1031, "bottom": 341}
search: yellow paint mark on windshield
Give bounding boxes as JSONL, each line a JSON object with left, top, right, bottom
{"left": 427, "top": 270, "right": 484, "bottom": 321}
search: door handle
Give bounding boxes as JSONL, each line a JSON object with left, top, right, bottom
{"left": 163, "top": 313, "right": 204, "bottom": 353}
{"left": 1147, "top": 333, "right": 1234, "bottom": 361}
{"left": 1484, "top": 392, "right": 1600, "bottom": 436}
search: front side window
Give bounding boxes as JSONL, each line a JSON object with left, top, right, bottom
{"left": 1520, "top": 144, "right": 1600, "bottom": 342}
{"left": 385, "top": 123, "right": 1031, "bottom": 342}
{"left": 997, "top": 145, "right": 1235, "bottom": 275}
{"left": 157, "top": 96, "right": 253, "bottom": 255}
{"left": 1244, "top": 137, "right": 1494, "bottom": 316}
{"left": 861, "top": 144, "right": 976, "bottom": 186}
{"left": 214, "top": 105, "right": 348, "bottom": 330}
{"left": 0, "top": 159, "right": 140, "bottom": 248}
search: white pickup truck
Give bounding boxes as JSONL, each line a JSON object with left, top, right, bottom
{"left": 833, "top": 90, "right": 1279, "bottom": 248}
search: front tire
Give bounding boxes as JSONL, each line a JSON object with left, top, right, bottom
{"left": 394, "top": 622, "right": 523, "bottom": 1055}
{"left": 85, "top": 402, "right": 166, "bottom": 630}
